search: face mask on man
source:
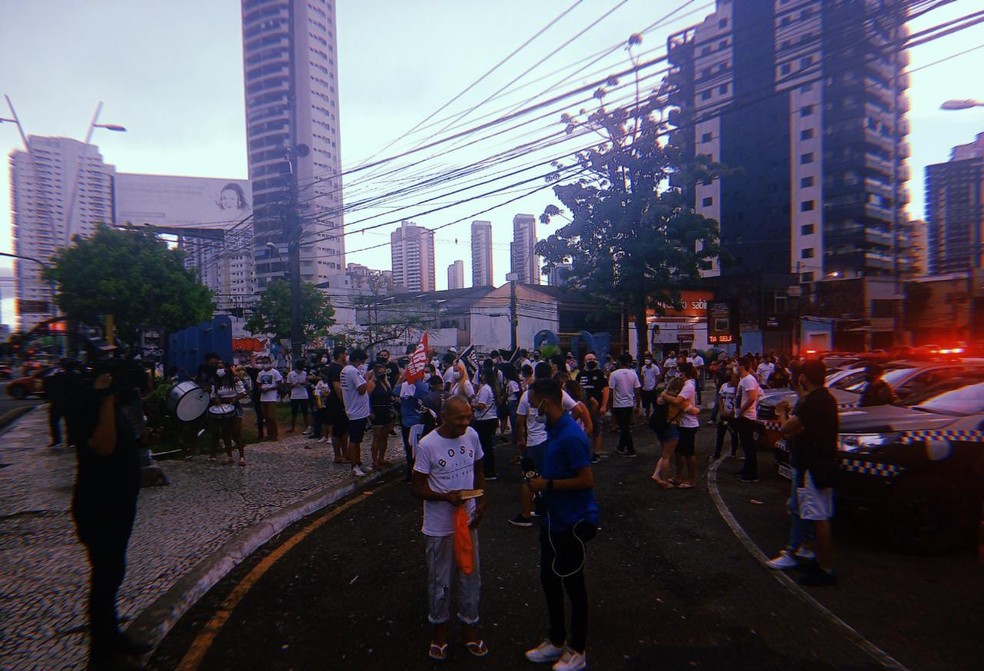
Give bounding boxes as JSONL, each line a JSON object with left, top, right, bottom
{"left": 216, "top": 369, "right": 227, "bottom": 378}
{"left": 263, "top": 363, "right": 273, "bottom": 371}
{"left": 321, "top": 357, "right": 328, "bottom": 364}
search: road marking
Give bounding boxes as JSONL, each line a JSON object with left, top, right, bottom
{"left": 175, "top": 480, "right": 396, "bottom": 671}
{"left": 706, "top": 459, "right": 911, "bottom": 671}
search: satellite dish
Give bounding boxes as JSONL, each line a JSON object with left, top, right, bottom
{"left": 296, "top": 144, "right": 310, "bottom": 158}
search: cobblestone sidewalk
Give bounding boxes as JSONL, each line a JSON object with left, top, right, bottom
{"left": 0, "top": 408, "right": 405, "bottom": 671}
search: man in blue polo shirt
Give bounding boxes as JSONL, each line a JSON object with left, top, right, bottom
{"left": 524, "top": 378, "right": 599, "bottom": 671}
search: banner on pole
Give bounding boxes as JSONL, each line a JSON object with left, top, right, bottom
{"left": 406, "top": 332, "right": 429, "bottom": 383}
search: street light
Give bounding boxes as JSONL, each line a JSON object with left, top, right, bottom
{"left": 940, "top": 99, "right": 984, "bottom": 110}
{"left": 63, "top": 102, "right": 127, "bottom": 246}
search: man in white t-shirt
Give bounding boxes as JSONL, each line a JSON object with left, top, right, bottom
{"left": 607, "top": 353, "right": 641, "bottom": 457}
{"left": 638, "top": 353, "right": 661, "bottom": 418}
{"left": 341, "top": 349, "right": 375, "bottom": 477}
{"left": 509, "top": 361, "right": 585, "bottom": 527}
{"left": 691, "top": 351, "right": 705, "bottom": 405}
{"left": 736, "top": 355, "right": 762, "bottom": 483}
{"left": 757, "top": 356, "right": 775, "bottom": 388}
{"left": 286, "top": 360, "right": 310, "bottom": 434}
{"left": 255, "top": 356, "right": 283, "bottom": 442}
{"left": 411, "top": 396, "right": 487, "bottom": 660}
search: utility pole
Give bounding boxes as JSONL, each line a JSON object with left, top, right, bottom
{"left": 506, "top": 273, "right": 519, "bottom": 351}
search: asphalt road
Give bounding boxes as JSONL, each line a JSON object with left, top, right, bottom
{"left": 149, "top": 417, "right": 981, "bottom": 671}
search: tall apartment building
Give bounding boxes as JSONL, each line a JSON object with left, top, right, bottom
{"left": 510, "top": 213, "right": 539, "bottom": 284}
{"left": 391, "top": 221, "right": 436, "bottom": 292}
{"left": 925, "top": 132, "right": 984, "bottom": 275}
{"left": 10, "top": 136, "right": 116, "bottom": 329}
{"left": 471, "top": 220, "right": 493, "bottom": 286}
{"left": 242, "top": 0, "right": 344, "bottom": 292}
{"left": 448, "top": 260, "right": 465, "bottom": 290}
{"left": 665, "top": 0, "right": 909, "bottom": 328}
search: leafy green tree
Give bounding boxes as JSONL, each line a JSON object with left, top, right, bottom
{"left": 537, "top": 79, "right": 723, "bottom": 356}
{"left": 47, "top": 223, "right": 214, "bottom": 347}
{"left": 245, "top": 278, "right": 335, "bottom": 342}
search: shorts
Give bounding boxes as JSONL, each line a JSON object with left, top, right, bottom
{"left": 348, "top": 416, "right": 370, "bottom": 444}
{"left": 588, "top": 408, "right": 602, "bottom": 437}
{"left": 331, "top": 413, "right": 349, "bottom": 438}
{"left": 371, "top": 410, "right": 392, "bottom": 427}
{"left": 656, "top": 423, "right": 679, "bottom": 444}
{"left": 796, "top": 472, "right": 834, "bottom": 521}
{"left": 676, "top": 426, "right": 698, "bottom": 456}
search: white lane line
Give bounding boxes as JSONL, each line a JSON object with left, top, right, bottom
{"left": 706, "top": 458, "right": 911, "bottom": 671}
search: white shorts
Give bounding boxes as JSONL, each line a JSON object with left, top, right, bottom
{"left": 796, "top": 472, "right": 834, "bottom": 521}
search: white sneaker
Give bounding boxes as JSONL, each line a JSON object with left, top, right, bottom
{"left": 525, "top": 640, "right": 565, "bottom": 663}
{"left": 765, "top": 550, "right": 798, "bottom": 570}
{"left": 351, "top": 465, "right": 366, "bottom": 477}
{"left": 553, "top": 649, "right": 587, "bottom": 671}
{"left": 794, "top": 547, "right": 816, "bottom": 561}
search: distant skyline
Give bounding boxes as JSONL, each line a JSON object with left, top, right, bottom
{"left": 2, "top": 1, "right": 983, "bottom": 323}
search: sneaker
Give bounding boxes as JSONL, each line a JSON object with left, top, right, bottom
{"left": 485, "top": 473, "right": 498, "bottom": 481}
{"left": 794, "top": 547, "right": 816, "bottom": 561}
{"left": 508, "top": 514, "right": 533, "bottom": 527}
{"left": 765, "top": 550, "right": 798, "bottom": 570}
{"left": 625, "top": 449, "right": 638, "bottom": 458}
{"left": 525, "top": 640, "right": 565, "bottom": 664}
{"left": 553, "top": 649, "right": 587, "bottom": 671}
{"left": 352, "top": 465, "right": 366, "bottom": 477}
{"left": 798, "top": 568, "right": 838, "bottom": 587}
{"left": 530, "top": 508, "right": 543, "bottom": 518}
{"left": 614, "top": 447, "right": 627, "bottom": 456}
{"left": 590, "top": 454, "right": 602, "bottom": 464}
{"left": 737, "top": 475, "right": 759, "bottom": 483}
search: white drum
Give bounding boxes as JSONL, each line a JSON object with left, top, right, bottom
{"left": 165, "top": 381, "right": 210, "bottom": 422}
{"left": 207, "top": 404, "right": 237, "bottom": 420}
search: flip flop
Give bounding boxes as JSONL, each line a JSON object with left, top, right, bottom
{"left": 652, "top": 478, "right": 675, "bottom": 489}
{"left": 428, "top": 642, "right": 448, "bottom": 661}
{"left": 464, "top": 640, "right": 489, "bottom": 657}
{"left": 677, "top": 482, "right": 694, "bottom": 489}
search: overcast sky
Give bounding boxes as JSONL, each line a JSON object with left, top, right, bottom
{"left": 1, "top": 0, "right": 982, "bottom": 324}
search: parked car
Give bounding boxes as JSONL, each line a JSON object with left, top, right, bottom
{"left": 6, "top": 367, "right": 53, "bottom": 400}
{"left": 0, "top": 361, "right": 13, "bottom": 380}
{"left": 773, "top": 381, "right": 984, "bottom": 553}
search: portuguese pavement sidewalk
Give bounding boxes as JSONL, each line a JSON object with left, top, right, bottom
{"left": 0, "top": 407, "right": 403, "bottom": 671}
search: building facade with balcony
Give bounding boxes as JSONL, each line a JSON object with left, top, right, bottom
{"left": 390, "top": 221, "right": 435, "bottom": 292}
{"left": 471, "top": 220, "right": 493, "bottom": 287}
{"left": 925, "top": 132, "right": 984, "bottom": 276}
{"left": 510, "top": 213, "right": 539, "bottom": 285}
{"left": 242, "top": 0, "right": 343, "bottom": 291}
{"left": 664, "top": 0, "right": 910, "bottom": 348}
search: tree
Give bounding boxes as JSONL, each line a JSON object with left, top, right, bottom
{"left": 245, "top": 278, "right": 335, "bottom": 343}
{"left": 537, "top": 65, "right": 723, "bottom": 357}
{"left": 349, "top": 270, "right": 423, "bottom": 353}
{"left": 47, "top": 223, "right": 214, "bottom": 347}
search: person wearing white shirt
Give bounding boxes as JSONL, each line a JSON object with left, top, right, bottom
{"left": 691, "top": 352, "right": 705, "bottom": 405}
{"left": 471, "top": 368, "right": 500, "bottom": 480}
{"left": 736, "top": 355, "right": 763, "bottom": 482}
{"left": 255, "top": 356, "right": 283, "bottom": 441}
{"left": 638, "top": 353, "right": 661, "bottom": 418}
{"left": 757, "top": 358, "right": 775, "bottom": 388}
{"left": 341, "top": 349, "right": 375, "bottom": 477}
{"left": 607, "top": 353, "right": 641, "bottom": 457}
{"left": 286, "top": 361, "right": 310, "bottom": 434}
{"left": 411, "top": 397, "right": 487, "bottom": 661}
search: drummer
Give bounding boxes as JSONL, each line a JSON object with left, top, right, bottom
{"left": 211, "top": 361, "right": 249, "bottom": 466}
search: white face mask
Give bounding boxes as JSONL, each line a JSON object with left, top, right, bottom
{"left": 263, "top": 363, "right": 273, "bottom": 371}
{"left": 321, "top": 357, "right": 328, "bottom": 364}
{"left": 216, "top": 369, "right": 226, "bottom": 378}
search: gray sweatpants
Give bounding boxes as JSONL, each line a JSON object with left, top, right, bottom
{"left": 425, "top": 532, "right": 481, "bottom": 625}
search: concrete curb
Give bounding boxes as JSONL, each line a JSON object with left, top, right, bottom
{"left": 0, "top": 404, "right": 40, "bottom": 433}
{"left": 126, "top": 464, "right": 402, "bottom": 649}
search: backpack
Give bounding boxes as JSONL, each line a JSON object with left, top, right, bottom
{"left": 492, "top": 378, "right": 509, "bottom": 408}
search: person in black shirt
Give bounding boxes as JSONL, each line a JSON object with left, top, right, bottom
{"left": 858, "top": 363, "right": 897, "bottom": 407}
{"left": 68, "top": 361, "right": 153, "bottom": 668}
{"left": 325, "top": 346, "right": 349, "bottom": 463}
{"left": 577, "top": 352, "right": 607, "bottom": 462}
{"left": 774, "top": 360, "right": 839, "bottom": 586}
{"left": 242, "top": 356, "right": 265, "bottom": 439}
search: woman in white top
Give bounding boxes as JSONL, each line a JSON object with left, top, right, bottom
{"left": 471, "top": 367, "right": 500, "bottom": 480}
{"left": 654, "top": 364, "right": 702, "bottom": 488}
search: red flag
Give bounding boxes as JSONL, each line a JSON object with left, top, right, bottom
{"left": 406, "top": 332, "right": 429, "bottom": 383}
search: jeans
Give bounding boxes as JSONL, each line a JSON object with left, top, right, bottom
{"left": 787, "top": 468, "right": 816, "bottom": 549}
{"left": 714, "top": 418, "right": 738, "bottom": 458}
{"left": 474, "top": 418, "right": 498, "bottom": 476}
{"left": 262, "top": 401, "right": 279, "bottom": 440}
{"left": 736, "top": 417, "right": 758, "bottom": 479}
{"left": 426, "top": 533, "right": 481, "bottom": 625}
{"left": 613, "top": 407, "right": 634, "bottom": 452}
{"left": 539, "top": 524, "right": 589, "bottom": 652}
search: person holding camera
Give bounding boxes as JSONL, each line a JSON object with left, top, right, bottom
{"left": 68, "top": 364, "right": 153, "bottom": 668}
{"left": 524, "top": 378, "right": 598, "bottom": 671}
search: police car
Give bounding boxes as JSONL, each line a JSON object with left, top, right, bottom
{"left": 775, "top": 382, "right": 984, "bottom": 554}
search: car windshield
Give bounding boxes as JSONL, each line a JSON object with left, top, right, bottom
{"left": 913, "top": 382, "right": 984, "bottom": 416}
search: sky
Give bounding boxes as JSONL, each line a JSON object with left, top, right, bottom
{"left": 1, "top": 0, "right": 983, "bottom": 326}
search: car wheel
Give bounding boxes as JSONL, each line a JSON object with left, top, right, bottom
{"left": 886, "top": 475, "right": 974, "bottom": 554}
{"left": 9, "top": 386, "right": 26, "bottom": 400}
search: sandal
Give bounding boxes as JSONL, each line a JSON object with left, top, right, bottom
{"left": 464, "top": 640, "right": 489, "bottom": 657}
{"left": 677, "top": 482, "right": 694, "bottom": 489}
{"left": 428, "top": 642, "right": 449, "bottom": 661}
{"left": 651, "top": 477, "right": 675, "bottom": 489}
